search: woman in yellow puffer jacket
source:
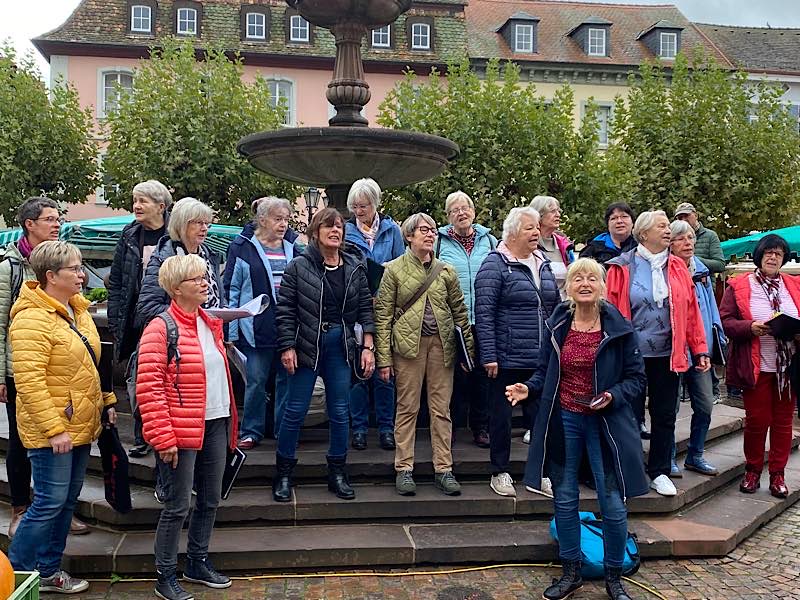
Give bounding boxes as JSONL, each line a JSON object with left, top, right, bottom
{"left": 7, "top": 241, "right": 116, "bottom": 594}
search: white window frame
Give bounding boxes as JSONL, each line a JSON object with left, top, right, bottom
{"left": 514, "top": 24, "right": 534, "bottom": 53}
{"left": 290, "top": 15, "right": 310, "bottom": 43}
{"left": 411, "top": 23, "right": 430, "bottom": 50}
{"left": 95, "top": 152, "right": 118, "bottom": 205}
{"left": 659, "top": 32, "right": 677, "bottom": 59}
{"left": 246, "top": 12, "right": 266, "bottom": 40}
{"left": 372, "top": 25, "right": 390, "bottom": 48}
{"left": 177, "top": 7, "right": 197, "bottom": 36}
{"left": 267, "top": 78, "right": 295, "bottom": 126}
{"left": 588, "top": 28, "right": 606, "bottom": 57}
{"left": 98, "top": 68, "right": 134, "bottom": 119}
{"left": 583, "top": 102, "right": 613, "bottom": 148}
{"left": 131, "top": 5, "right": 152, "bottom": 33}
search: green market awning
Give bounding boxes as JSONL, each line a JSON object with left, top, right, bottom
{"left": 720, "top": 225, "right": 800, "bottom": 260}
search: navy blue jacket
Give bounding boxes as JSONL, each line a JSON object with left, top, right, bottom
{"left": 474, "top": 250, "right": 560, "bottom": 369}
{"left": 523, "top": 302, "right": 649, "bottom": 501}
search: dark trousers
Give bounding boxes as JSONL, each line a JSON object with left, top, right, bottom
{"left": 452, "top": 364, "right": 490, "bottom": 434}
{"left": 642, "top": 357, "right": 680, "bottom": 479}
{"left": 5, "top": 377, "right": 32, "bottom": 508}
{"left": 488, "top": 368, "right": 534, "bottom": 474}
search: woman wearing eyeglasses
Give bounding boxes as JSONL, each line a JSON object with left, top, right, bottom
{"left": 136, "top": 197, "right": 226, "bottom": 328}
{"left": 374, "top": 213, "right": 474, "bottom": 497}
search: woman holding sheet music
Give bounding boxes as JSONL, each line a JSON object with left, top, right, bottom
{"left": 720, "top": 234, "right": 800, "bottom": 498}
{"left": 474, "top": 206, "right": 559, "bottom": 499}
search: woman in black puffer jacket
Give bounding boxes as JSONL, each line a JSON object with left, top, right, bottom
{"left": 273, "top": 208, "right": 376, "bottom": 503}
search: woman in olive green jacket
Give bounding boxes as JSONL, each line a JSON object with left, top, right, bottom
{"left": 375, "top": 213, "right": 474, "bottom": 497}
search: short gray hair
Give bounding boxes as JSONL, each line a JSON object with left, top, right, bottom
{"left": 29, "top": 241, "right": 82, "bottom": 286}
{"left": 502, "top": 207, "right": 540, "bottom": 241}
{"left": 17, "top": 196, "right": 59, "bottom": 234}
{"left": 444, "top": 190, "right": 474, "bottom": 214}
{"left": 400, "top": 213, "right": 436, "bottom": 240}
{"left": 256, "top": 196, "right": 292, "bottom": 220}
{"left": 529, "top": 195, "right": 560, "bottom": 218}
{"left": 168, "top": 197, "right": 214, "bottom": 242}
{"left": 132, "top": 180, "right": 172, "bottom": 211}
{"left": 669, "top": 219, "right": 695, "bottom": 240}
{"left": 632, "top": 210, "right": 668, "bottom": 243}
{"left": 347, "top": 178, "right": 382, "bottom": 212}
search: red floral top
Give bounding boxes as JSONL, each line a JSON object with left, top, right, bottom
{"left": 560, "top": 328, "right": 602, "bottom": 414}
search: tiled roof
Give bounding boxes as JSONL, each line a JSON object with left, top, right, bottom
{"left": 695, "top": 23, "right": 800, "bottom": 75}
{"left": 32, "top": 0, "right": 468, "bottom": 66}
{"left": 466, "top": 0, "right": 731, "bottom": 67}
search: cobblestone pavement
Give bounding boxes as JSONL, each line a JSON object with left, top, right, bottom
{"left": 67, "top": 501, "right": 800, "bottom": 600}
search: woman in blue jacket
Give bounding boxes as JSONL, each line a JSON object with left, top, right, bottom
{"left": 436, "top": 191, "right": 497, "bottom": 448}
{"left": 344, "top": 178, "right": 405, "bottom": 451}
{"left": 223, "top": 197, "right": 298, "bottom": 448}
{"left": 506, "top": 258, "right": 647, "bottom": 600}
{"left": 474, "top": 206, "right": 559, "bottom": 499}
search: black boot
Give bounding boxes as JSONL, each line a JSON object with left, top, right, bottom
{"left": 543, "top": 560, "right": 583, "bottom": 600}
{"left": 327, "top": 456, "right": 355, "bottom": 500}
{"left": 272, "top": 454, "right": 297, "bottom": 503}
{"left": 605, "top": 566, "right": 632, "bottom": 600}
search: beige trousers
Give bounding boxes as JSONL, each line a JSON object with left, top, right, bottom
{"left": 393, "top": 334, "right": 455, "bottom": 473}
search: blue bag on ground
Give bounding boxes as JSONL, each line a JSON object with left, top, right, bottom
{"left": 549, "top": 511, "right": 641, "bottom": 580}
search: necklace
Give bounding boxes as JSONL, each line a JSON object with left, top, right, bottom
{"left": 572, "top": 311, "right": 600, "bottom": 333}
{"left": 324, "top": 261, "right": 340, "bottom": 271}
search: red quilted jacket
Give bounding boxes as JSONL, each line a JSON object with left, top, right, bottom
{"left": 136, "top": 301, "right": 238, "bottom": 452}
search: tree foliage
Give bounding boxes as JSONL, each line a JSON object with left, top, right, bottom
{"left": 377, "top": 59, "right": 627, "bottom": 241}
{"left": 103, "top": 40, "right": 298, "bottom": 224}
{"left": 0, "top": 44, "right": 99, "bottom": 225}
{"left": 608, "top": 52, "right": 800, "bottom": 239}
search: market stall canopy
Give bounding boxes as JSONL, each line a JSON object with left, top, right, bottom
{"left": 720, "top": 225, "right": 800, "bottom": 260}
{"left": 0, "top": 216, "right": 241, "bottom": 257}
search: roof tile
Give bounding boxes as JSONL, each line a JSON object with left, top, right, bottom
{"left": 695, "top": 23, "right": 800, "bottom": 75}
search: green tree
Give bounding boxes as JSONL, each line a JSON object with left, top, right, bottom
{"left": 103, "top": 40, "right": 297, "bottom": 223}
{"left": 0, "top": 44, "right": 99, "bottom": 224}
{"left": 377, "top": 58, "right": 629, "bottom": 242}
{"left": 608, "top": 52, "right": 800, "bottom": 239}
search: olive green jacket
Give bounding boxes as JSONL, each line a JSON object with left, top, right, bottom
{"left": 375, "top": 249, "right": 474, "bottom": 368}
{"left": 694, "top": 223, "right": 725, "bottom": 274}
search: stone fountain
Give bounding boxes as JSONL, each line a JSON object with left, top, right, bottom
{"left": 237, "top": 0, "right": 459, "bottom": 212}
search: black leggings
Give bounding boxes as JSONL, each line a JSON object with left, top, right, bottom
{"left": 5, "top": 377, "right": 32, "bottom": 508}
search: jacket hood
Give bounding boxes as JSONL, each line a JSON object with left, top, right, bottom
{"left": 591, "top": 231, "right": 627, "bottom": 251}
{"left": 233, "top": 221, "right": 299, "bottom": 246}
{"left": 302, "top": 242, "right": 361, "bottom": 270}
{"left": 437, "top": 223, "right": 492, "bottom": 238}
{"left": 547, "top": 300, "right": 634, "bottom": 340}
{"left": 692, "top": 256, "right": 710, "bottom": 277}
{"left": 2, "top": 241, "right": 25, "bottom": 262}
{"left": 11, "top": 281, "right": 90, "bottom": 321}
{"left": 605, "top": 248, "right": 637, "bottom": 268}
{"left": 493, "top": 242, "right": 548, "bottom": 267}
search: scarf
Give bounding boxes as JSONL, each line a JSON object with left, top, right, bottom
{"left": 176, "top": 243, "right": 221, "bottom": 309}
{"left": 636, "top": 244, "right": 669, "bottom": 308}
{"left": 448, "top": 225, "right": 476, "bottom": 255}
{"left": 754, "top": 268, "right": 794, "bottom": 392}
{"left": 358, "top": 213, "right": 380, "bottom": 250}
{"left": 17, "top": 236, "right": 34, "bottom": 259}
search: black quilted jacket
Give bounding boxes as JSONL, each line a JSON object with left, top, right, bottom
{"left": 276, "top": 244, "right": 375, "bottom": 371}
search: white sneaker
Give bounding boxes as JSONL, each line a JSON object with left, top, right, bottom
{"left": 523, "top": 430, "right": 531, "bottom": 444}
{"left": 490, "top": 472, "right": 517, "bottom": 497}
{"left": 525, "top": 477, "right": 554, "bottom": 498}
{"left": 40, "top": 570, "right": 89, "bottom": 594}
{"left": 650, "top": 474, "right": 677, "bottom": 496}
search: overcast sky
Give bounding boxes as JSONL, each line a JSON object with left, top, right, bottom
{"left": 2, "top": 0, "right": 799, "bottom": 78}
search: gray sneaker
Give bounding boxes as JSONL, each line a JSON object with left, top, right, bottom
{"left": 396, "top": 470, "right": 416, "bottom": 496}
{"left": 434, "top": 471, "right": 462, "bottom": 496}
{"left": 40, "top": 570, "right": 89, "bottom": 594}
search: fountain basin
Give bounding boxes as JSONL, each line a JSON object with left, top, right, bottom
{"left": 286, "top": 0, "right": 413, "bottom": 29}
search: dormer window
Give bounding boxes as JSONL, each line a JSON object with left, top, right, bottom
{"left": 290, "top": 15, "right": 310, "bottom": 42}
{"left": 131, "top": 5, "right": 151, "bottom": 33}
{"left": 411, "top": 23, "right": 430, "bottom": 50}
{"left": 588, "top": 28, "right": 606, "bottom": 56}
{"left": 497, "top": 12, "right": 540, "bottom": 54}
{"left": 246, "top": 13, "right": 266, "bottom": 40}
{"left": 515, "top": 24, "right": 534, "bottom": 53}
{"left": 177, "top": 8, "right": 197, "bottom": 35}
{"left": 660, "top": 32, "right": 678, "bottom": 58}
{"left": 372, "top": 25, "right": 391, "bottom": 48}
{"left": 637, "top": 21, "right": 683, "bottom": 60}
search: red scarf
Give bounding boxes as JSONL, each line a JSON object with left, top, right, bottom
{"left": 754, "top": 268, "right": 795, "bottom": 393}
{"left": 448, "top": 226, "right": 476, "bottom": 255}
{"left": 17, "top": 236, "right": 34, "bottom": 259}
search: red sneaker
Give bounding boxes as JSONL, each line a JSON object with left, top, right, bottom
{"left": 769, "top": 473, "right": 789, "bottom": 498}
{"left": 739, "top": 471, "right": 761, "bottom": 493}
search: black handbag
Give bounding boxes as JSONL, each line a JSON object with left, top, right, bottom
{"left": 97, "top": 422, "right": 133, "bottom": 513}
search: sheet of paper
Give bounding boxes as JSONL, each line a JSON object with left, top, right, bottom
{"left": 206, "top": 294, "right": 270, "bottom": 321}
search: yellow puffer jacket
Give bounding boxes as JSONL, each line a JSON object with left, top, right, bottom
{"left": 9, "top": 282, "right": 116, "bottom": 449}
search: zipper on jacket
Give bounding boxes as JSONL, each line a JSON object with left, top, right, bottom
{"left": 339, "top": 264, "right": 362, "bottom": 367}
{"left": 313, "top": 263, "right": 324, "bottom": 372}
{"left": 539, "top": 318, "right": 567, "bottom": 484}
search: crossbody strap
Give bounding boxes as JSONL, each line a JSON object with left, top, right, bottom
{"left": 58, "top": 313, "right": 99, "bottom": 368}
{"left": 397, "top": 262, "right": 445, "bottom": 316}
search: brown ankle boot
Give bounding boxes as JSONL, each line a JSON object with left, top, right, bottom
{"left": 69, "top": 515, "right": 90, "bottom": 535}
{"left": 8, "top": 505, "right": 27, "bottom": 539}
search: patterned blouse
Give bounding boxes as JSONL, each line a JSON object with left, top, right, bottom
{"left": 559, "top": 328, "right": 603, "bottom": 414}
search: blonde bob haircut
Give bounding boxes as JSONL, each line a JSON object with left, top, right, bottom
{"left": 29, "top": 241, "right": 82, "bottom": 286}
{"left": 168, "top": 197, "right": 214, "bottom": 243}
{"left": 564, "top": 257, "right": 607, "bottom": 312}
{"left": 158, "top": 254, "right": 208, "bottom": 298}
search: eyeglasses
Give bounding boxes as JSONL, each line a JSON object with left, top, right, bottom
{"left": 763, "top": 250, "right": 785, "bottom": 259}
{"left": 182, "top": 275, "right": 207, "bottom": 285}
{"left": 189, "top": 220, "right": 212, "bottom": 228}
{"left": 448, "top": 206, "right": 472, "bottom": 215}
{"left": 35, "top": 216, "right": 65, "bottom": 225}
{"left": 416, "top": 226, "right": 436, "bottom": 235}
{"left": 59, "top": 265, "right": 84, "bottom": 274}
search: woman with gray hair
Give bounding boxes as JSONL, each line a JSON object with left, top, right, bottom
{"left": 530, "top": 195, "right": 574, "bottom": 298}
{"left": 136, "top": 197, "right": 226, "bottom": 328}
{"left": 344, "top": 178, "right": 404, "bottom": 452}
{"left": 374, "top": 213, "right": 474, "bottom": 497}
{"left": 474, "top": 207, "right": 559, "bottom": 497}
{"left": 108, "top": 179, "right": 172, "bottom": 459}
{"left": 223, "top": 197, "right": 300, "bottom": 448}
{"left": 606, "top": 210, "right": 710, "bottom": 497}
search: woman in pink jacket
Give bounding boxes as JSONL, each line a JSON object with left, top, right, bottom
{"left": 137, "top": 254, "right": 238, "bottom": 600}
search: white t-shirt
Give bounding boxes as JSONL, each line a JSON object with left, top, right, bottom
{"left": 517, "top": 255, "right": 541, "bottom": 287}
{"left": 197, "top": 317, "right": 231, "bottom": 421}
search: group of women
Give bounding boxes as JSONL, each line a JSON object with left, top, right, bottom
{"left": 5, "top": 177, "right": 799, "bottom": 600}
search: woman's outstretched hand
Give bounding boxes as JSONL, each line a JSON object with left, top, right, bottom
{"left": 505, "top": 382, "right": 529, "bottom": 406}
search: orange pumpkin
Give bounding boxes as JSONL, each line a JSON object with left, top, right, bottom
{"left": 0, "top": 550, "right": 15, "bottom": 600}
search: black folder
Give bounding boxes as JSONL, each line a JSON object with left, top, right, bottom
{"left": 366, "top": 259, "right": 385, "bottom": 295}
{"left": 99, "top": 341, "right": 114, "bottom": 393}
{"left": 221, "top": 447, "right": 247, "bottom": 500}
{"left": 766, "top": 313, "right": 800, "bottom": 341}
{"left": 455, "top": 326, "right": 474, "bottom": 372}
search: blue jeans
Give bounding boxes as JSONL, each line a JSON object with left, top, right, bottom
{"left": 349, "top": 371, "right": 395, "bottom": 434}
{"left": 9, "top": 444, "right": 91, "bottom": 577}
{"left": 277, "top": 326, "right": 351, "bottom": 460}
{"left": 683, "top": 368, "right": 715, "bottom": 458}
{"left": 553, "top": 410, "right": 628, "bottom": 568}
{"left": 238, "top": 345, "right": 277, "bottom": 442}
